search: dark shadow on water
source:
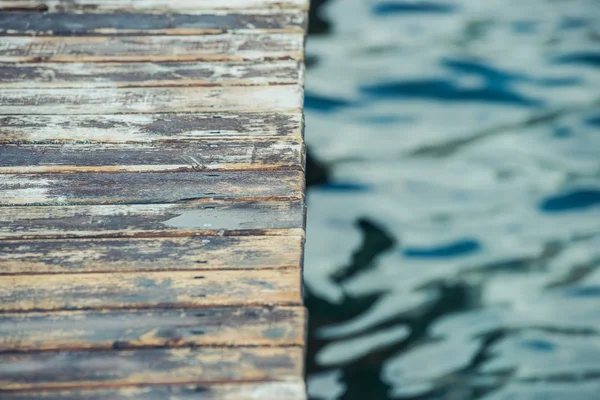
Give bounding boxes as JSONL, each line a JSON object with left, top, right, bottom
{"left": 540, "top": 188, "right": 600, "bottom": 212}
{"left": 360, "top": 79, "right": 544, "bottom": 106}
{"left": 403, "top": 239, "right": 481, "bottom": 258}
{"left": 372, "top": 2, "right": 458, "bottom": 15}
{"left": 332, "top": 218, "right": 396, "bottom": 283}
{"left": 306, "top": 146, "right": 331, "bottom": 188}
{"left": 585, "top": 114, "right": 600, "bottom": 127}
{"left": 305, "top": 92, "right": 355, "bottom": 113}
{"left": 305, "top": 279, "right": 478, "bottom": 400}
{"left": 442, "top": 59, "right": 580, "bottom": 87}
{"left": 308, "top": 0, "right": 332, "bottom": 35}
{"left": 301, "top": 1, "right": 600, "bottom": 399}
{"left": 553, "top": 52, "right": 600, "bottom": 67}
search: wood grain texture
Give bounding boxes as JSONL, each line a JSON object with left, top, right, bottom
{"left": 1, "top": 381, "right": 306, "bottom": 399}
{"left": 0, "top": 61, "right": 302, "bottom": 88}
{"left": 0, "top": 268, "right": 302, "bottom": 311}
{"left": 0, "top": 33, "right": 304, "bottom": 62}
{"left": 0, "top": 86, "right": 303, "bottom": 115}
{"left": 0, "top": 140, "right": 303, "bottom": 173}
{"left": 0, "top": 1, "right": 308, "bottom": 398}
{"left": 0, "top": 200, "right": 304, "bottom": 239}
{"left": 0, "top": 113, "right": 303, "bottom": 143}
{"left": 0, "top": 347, "right": 304, "bottom": 391}
{"left": 0, "top": 170, "right": 303, "bottom": 205}
{"left": 0, "top": 236, "right": 303, "bottom": 274}
{"left": 0, "top": 306, "right": 306, "bottom": 351}
{"left": 0, "top": 0, "right": 310, "bottom": 12}
{"left": 0, "top": 11, "right": 306, "bottom": 36}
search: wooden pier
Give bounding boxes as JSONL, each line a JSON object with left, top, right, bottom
{"left": 0, "top": 1, "right": 308, "bottom": 398}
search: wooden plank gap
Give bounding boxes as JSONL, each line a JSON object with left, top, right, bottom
{"left": 0, "top": 166, "right": 305, "bottom": 174}
{"left": 0, "top": 228, "right": 306, "bottom": 241}
{"left": 0, "top": 265, "right": 301, "bottom": 277}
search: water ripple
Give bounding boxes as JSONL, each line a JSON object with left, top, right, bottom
{"left": 304, "top": 0, "right": 600, "bottom": 399}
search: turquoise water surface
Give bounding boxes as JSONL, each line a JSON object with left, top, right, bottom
{"left": 303, "top": 1, "right": 600, "bottom": 399}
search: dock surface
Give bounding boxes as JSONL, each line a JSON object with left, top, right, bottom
{"left": 0, "top": 1, "right": 308, "bottom": 398}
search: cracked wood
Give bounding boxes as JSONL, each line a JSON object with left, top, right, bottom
{"left": 0, "top": 1, "right": 308, "bottom": 398}
{"left": 0, "top": 236, "right": 303, "bottom": 274}
{"left": 0, "top": 33, "right": 304, "bottom": 62}
{"left": 0, "top": 170, "right": 303, "bottom": 205}
{"left": 0, "top": 139, "right": 303, "bottom": 173}
{"left": 0, "top": 347, "right": 304, "bottom": 391}
{"left": 1, "top": 381, "right": 307, "bottom": 399}
{"left": 0, "top": 268, "right": 302, "bottom": 311}
{"left": 0, "top": 200, "right": 304, "bottom": 239}
{"left": 0, "top": 306, "right": 306, "bottom": 351}
{"left": 0, "top": 11, "right": 306, "bottom": 36}
{"left": 0, "top": 85, "right": 303, "bottom": 114}
{"left": 0, "top": 0, "right": 310, "bottom": 12}
{"left": 0, "top": 113, "right": 303, "bottom": 143}
{"left": 0, "top": 61, "right": 303, "bottom": 88}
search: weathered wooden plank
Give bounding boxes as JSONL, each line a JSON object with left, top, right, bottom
{"left": 0, "top": 140, "right": 303, "bottom": 173}
{"left": 0, "top": 86, "right": 303, "bottom": 115}
{"left": 0, "top": 306, "right": 306, "bottom": 351}
{"left": 35, "top": 12, "right": 304, "bottom": 32}
{"left": 0, "top": 61, "right": 302, "bottom": 88}
{"left": 0, "top": 11, "right": 306, "bottom": 36}
{"left": 1, "top": 381, "right": 307, "bottom": 399}
{"left": 0, "top": 2, "right": 307, "bottom": 399}
{"left": 0, "top": 170, "right": 303, "bottom": 205}
{"left": 0, "top": 236, "right": 302, "bottom": 274}
{"left": 0, "top": 200, "right": 304, "bottom": 239}
{"left": 0, "top": 347, "right": 304, "bottom": 391}
{"left": 0, "top": 113, "right": 303, "bottom": 143}
{"left": 0, "top": 268, "right": 302, "bottom": 311}
{"left": 0, "top": 33, "right": 304, "bottom": 62}
{"left": 0, "top": 0, "right": 310, "bottom": 12}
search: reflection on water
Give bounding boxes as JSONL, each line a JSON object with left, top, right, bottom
{"left": 303, "top": 0, "right": 600, "bottom": 399}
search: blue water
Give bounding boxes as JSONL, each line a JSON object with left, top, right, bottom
{"left": 303, "top": 1, "right": 600, "bottom": 399}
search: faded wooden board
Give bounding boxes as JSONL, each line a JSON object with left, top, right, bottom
{"left": 0, "top": 140, "right": 303, "bottom": 173}
{"left": 0, "top": 347, "right": 304, "bottom": 391}
{"left": 0, "top": 0, "right": 310, "bottom": 12}
{"left": 0, "top": 33, "right": 304, "bottom": 62}
{"left": 0, "top": 113, "right": 303, "bottom": 143}
{"left": 0, "top": 268, "right": 302, "bottom": 311}
{"left": 1, "top": 381, "right": 306, "bottom": 399}
{"left": 0, "top": 1, "right": 308, "bottom": 398}
{"left": 0, "top": 86, "right": 303, "bottom": 115}
{"left": 0, "top": 170, "right": 303, "bottom": 206}
{"left": 0, "top": 200, "right": 304, "bottom": 239}
{"left": 0, "top": 11, "right": 306, "bottom": 36}
{"left": 0, "top": 61, "right": 302, "bottom": 88}
{"left": 0, "top": 236, "right": 303, "bottom": 274}
{"left": 0, "top": 306, "right": 306, "bottom": 351}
